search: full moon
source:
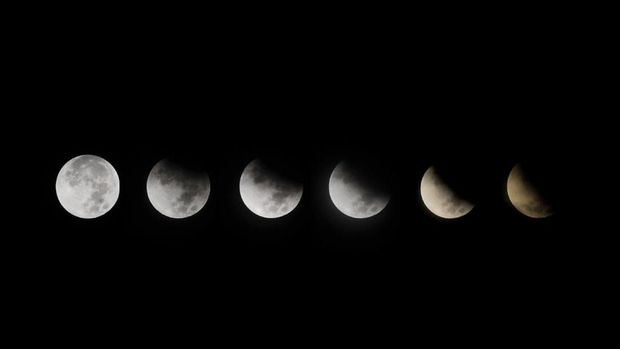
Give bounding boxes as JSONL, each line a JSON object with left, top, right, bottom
{"left": 507, "top": 163, "right": 554, "bottom": 218}
{"left": 239, "top": 159, "right": 303, "bottom": 218}
{"left": 420, "top": 166, "right": 474, "bottom": 219}
{"left": 146, "top": 159, "right": 211, "bottom": 219}
{"left": 328, "top": 161, "right": 390, "bottom": 219}
{"left": 56, "top": 154, "right": 120, "bottom": 219}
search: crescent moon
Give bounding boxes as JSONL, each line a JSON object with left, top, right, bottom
{"left": 146, "top": 159, "right": 211, "bottom": 219}
{"left": 420, "top": 166, "right": 474, "bottom": 219}
{"left": 239, "top": 159, "right": 303, "bottom": 219}
{"left": 328, "top": 161, "right": 390, "bottom": 219}
{"left": 55, "top": 154, "right": 120, "bottom": 219}
{"left": 507, "top": 163, "right": 554, "bottom": 218}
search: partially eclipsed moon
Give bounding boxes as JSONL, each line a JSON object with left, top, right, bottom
{"left": 420, "top": 166, "right": 474, "bottom": 219}
{"left": 56, "top": 154, "right": 120, "bottom": 219}
{"left": 239, "top": 159, "right": 303, "bottom": 219}
{"left": 146, "top": 159, "right": 211, "bottom": 219}
{"left": 507, "top": 163, "right": 554, "bottom": 218}
{"left": 328, "top": 161, "right": 390, "bottom": 219}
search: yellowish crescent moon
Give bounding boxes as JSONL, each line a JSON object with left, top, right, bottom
{"left": 507, "top": 164, "right": 554, "bottom": 218}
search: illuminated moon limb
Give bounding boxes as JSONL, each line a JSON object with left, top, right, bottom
{"left": 146, "top": 159, "right": 211, "bottom": 219}
{"left": 239, "top": 159, "right": 303, "bottom": 219}
{"left": 420, "top": 166, "right": 474, "bottom": 219}
{"left": 328, "top": 161, "right": 390, "bottom": 219}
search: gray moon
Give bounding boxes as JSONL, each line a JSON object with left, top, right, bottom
{"left": 507, "top": 163, "right": 554, "bottom": 218}
{"left": 239, "top": 159, "right": 303, "bottom": 219}
{"left": 328, "top": 161, "right": 390, "bottom": 219}
{"left": 56, "top": 154, "right": 120, "bottom": 219}
{"left": 146, "top": 159, "right": 211, "bottom": 219}
{"left": 420, "top": 166, "right": 474, "bottom": 219}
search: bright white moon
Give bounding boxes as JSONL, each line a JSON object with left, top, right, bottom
{"left": 239, "top": 159, "right": 303, "bottom": 219}
{"left": 507, "top": 163, "right": 554, "bottom": 218}
{"left": 328, "top": 161, "right": 390, "bottom": 219}
{"left": 56, "top": 154, "right": 120, "bottom": 219}
{"left": 146, "top": 159, "right": 211, "bottom": 219}
{"left": 420, "top": 166, "right": 474, "bottom": 219}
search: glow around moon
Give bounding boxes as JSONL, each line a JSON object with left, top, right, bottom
{"left": 239, "top": 159, "right": 303, "bottom": 219}
{"left": 146, "top": 159, "right": 211, "bottom": 219}
{"left": 420, "top": 166, "right": 474, "bottom": 219}
{"left": 56, "top": 154, "right": 120, "bottom": 219}
{"left": 507, "top": 164, "right": 554, "bottom": 218}
{"left": 328, "top": 161, "right": 390, "bottom": 219}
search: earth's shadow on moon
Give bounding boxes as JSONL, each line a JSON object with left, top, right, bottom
{"left": 239, "top": 157, "right": 305, "bottom": 219}
{"left": 161, "top": 154, "right": 212, "bottom": 177}
{"left": 418, "top": 162, "right": 481, "bottom": 222}
{"left": 505, "top": 160, "right": 560, "bottom": 219}
{"left": 145, "top": 154, "right": 212, "bottom": 221}
{"left": 231, "top": 154, "right": 308, "bottom": 244}
{"left": 336, "top": 159, "right": 393, "bottom": 198}
{"left": 321, "top": 154, "right": 396, "bottom": 243}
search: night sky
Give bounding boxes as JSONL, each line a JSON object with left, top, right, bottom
{"left": 29, "top": 82, "right": 575, "bottom": 278}
{"left": 10, "top": 21, "right": 592, "bottom": 329}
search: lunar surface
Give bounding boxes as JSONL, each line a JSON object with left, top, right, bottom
{"left": 328, "top": 161, "right": 390, "bottom": 219}
{"left": 146, "top": 159, "right": 211, "bottom": 219}
{"left": 239, "top": 159, "right": 303, "bottom": 218}
{"left": 56, "top": 154, "right": 120, "bottom": 219}
{"left": 507, "top": 163, "right": 554, "bottom": 218}
{"left": 420, "top": 166, "right": 474, "bottom": 219}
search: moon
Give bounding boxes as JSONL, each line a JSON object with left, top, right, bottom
{"left": 507, "top": 163, "right": 554, "bottom": 218}
{"left": 328, "top": 161, "right": 390, "bottom": 219}
{"left": 146, "top": 159, "right": 211, "bottom": 219}
{"left": 56, "top": 154, "right": 120, "bottom": 219}
{"left": 239, "top": 159, "right": 303, "bottom": 219}
{"left": 420, "top": 166, "right": 474, "bottom": 219}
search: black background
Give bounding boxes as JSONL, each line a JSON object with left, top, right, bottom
{"left": 9, "top": 10, "right": 597, "bottom": 334}
{"left": 27, "top": 59, "right": 579, "bottom": 284}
